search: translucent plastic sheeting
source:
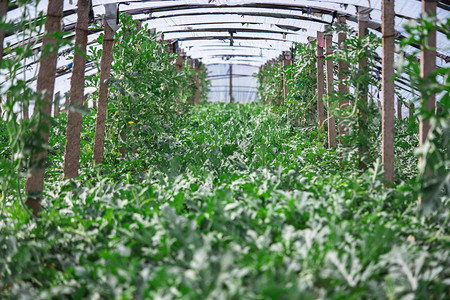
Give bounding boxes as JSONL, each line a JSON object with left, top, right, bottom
{"left": 2, "top": 0, "right": 449, "bottom": 104}
{"left": 207, "top": 64, "right": 259, "bottom": 102}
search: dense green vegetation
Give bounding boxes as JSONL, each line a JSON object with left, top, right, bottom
{"left": 1, "top": 103, "right": 449, "bottom": 299}
{"left": 0, "top": 2, "right": 449, "bottom": 299}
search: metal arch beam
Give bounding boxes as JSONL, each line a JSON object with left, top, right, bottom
{"left": 162, "top": 27, "right": 308, "bottom": 36}
{"left": 153, "top": 23, "right": 309, "bottom": 35}
{"left": 184, "top": 44, "right": 290, "bottom": 51}
{"left": 168, "top": 35, "right": 300, "bottom": 43}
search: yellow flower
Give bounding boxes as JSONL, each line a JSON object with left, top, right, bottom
{"left": 128, "top": 121, "right": 134, "bottom": 124}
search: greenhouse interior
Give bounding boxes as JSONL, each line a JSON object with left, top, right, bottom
{"left": 0, "top": 0, "right": 449, "bottom": 298}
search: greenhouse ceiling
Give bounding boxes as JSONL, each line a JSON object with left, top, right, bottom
{"left": 2, "top": 0, "right": 450, "bottom": 102}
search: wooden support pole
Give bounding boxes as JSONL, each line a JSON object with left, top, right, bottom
{"left": 397, "top": 97, "right": 402, "bottom": 119}
{"left": 22, "top": 102, "right": 28, "bottom": 120}
{"left": 357, "top": 7, "right": 371, "bottom": 169}
{"left": 419, "top": 0, "right": 437, "bottom": 147}
{"left": 53, "top": 91, "right": 60, "bottom": 117}
{"left": 25, "top": 0, "right": 64, "bottom": 217}
{"left": 282, "top": 51, "right": 292, "bottom": 102}
{"left": 357, "top": 7, "right": 369, "bottom": 107}
{"left": 0, "top": 0, "right": 8, "bottom": 69}
{"left": 381, "top": 0, "right": 395, "bottom": 183}
{"left": 337, "top": 16, "right": 349, "bottom": 138}
{"left": 316, "top": 32, "right": 325, "bottom": 131}
{"left": 409, "top": 102, "right": 415, "bottom": 119}
{"left": 175, "top": 50, "right": 185, "bottom": 71}
{"left": 418, "top": 0, "right": 437, "bottom": 206}
{"left": 325, "top": 30, "right": 336, "bottom": 148}
{"left": 93, "top": 17, "right": 115, "bottom": 165}
{"left": 229, "top": 64, "right": 233, "bottom": 103}
{"left": 63, "top": 0, "right": 90, "bottom": 180}
{"left": 193, "top": 60, "right": 201, "bottom": 105}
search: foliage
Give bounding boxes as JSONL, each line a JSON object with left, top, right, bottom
{"left": 85, "top": 14, "right": 209, "bottom": 164}
{"left": 396, "top": 13, "right": 450, "bottom": 212}
{"left": 323, "top": 22, "right": 382, "bottom": 165}
{"left": 1, "top": 103, "right": 449, "bottom": 299}
{"left": 0, "top": 0, "right": 71, "bottom": 212}
{"left": 257, "top": 61, "right": 283, "bottom": 105}
{"left": 285, "top": 41, "right": 317, "bottom": 126}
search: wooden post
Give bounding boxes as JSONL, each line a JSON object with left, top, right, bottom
{"left": 409, "top": 102, "right": 415, "bottom": 119}
{"left": 25, "top": 0, "right": 63, "bottom": 216}
{"left": 419, "top": 0, "right": 437, "bottom": 147}
{"left": 93, "top": 16, "right": 115, "bottom": 165}
{"left": 397, "top": 97, "right": 402, "bottom": 119}
{"left": 381, "top": 0, "right": 395, "bottom": 183}
{"left": 325, "top": 29, "right": 336, "bottom": 148}
{"left": 282, "top": 51, "right": 292, "bottom": 102}
{"left": 193, "top": 59, "right": 201, "bottom": 105}
{"left": 358, "top": 7, "right": 371, "bottom": 168}
{"left": 0, "top": 0, "right": 8, "bottom": 69}
{"left": 229, "top": 64, "right": 233, "bottom": 103}
{"left": 63, "top": 0, "right": 90, "bottom": 180}
{"left": 316, "top": 32, "right": 325, "bottom": 131}
{"left": 337, "top": 16, "right": 349, "bottom": 138}
{"left": 418, "top": 0, "right": 437, "bottom": 206}
{"left": 22, "top": 102, "right": 28, "bottom": 120}
{"left": 53, "top": 91, "right": 60, "bottom": 117}
{"left": 175, "top": 50, "right": 185, "bottom": 71}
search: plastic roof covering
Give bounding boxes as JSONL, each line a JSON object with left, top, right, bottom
{"left": 2, "top": 0, "right": 450, "bottom": 105}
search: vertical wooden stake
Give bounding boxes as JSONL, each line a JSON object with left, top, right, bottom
{"left": 22, "top": 102, "right": 29, "bottom": 120}
{"left": 409, "top": 102, "right": 415, "bottom": 119}
{"left": 93, "top": 18, "right": 114, "bottom": 165}
{"left": 325, "top": 30, "right": 336, "bottom": 148}
{"left": 418, "top": 0, "right": 437, "bottom": 206}
{"left": 316, "top": 32, "right": 325, "bottom": 131}
{"left": 229, "top": 64, "right": 233, "bottom": 103}
{"left": 397, "top": 97, "right": 402, "bottom": 119}
{"left": 282, "top": 51, "right": 292, "bottom": 103}
{"left": 63, "top": 0, "right": 90, "bottom": 180}
{"left": 337, "top": 16, "right": 349, "bottom": 138}
{"left": 419, "top": 0, "right": 437, "bottom": 146}
{"left": 0, "top": 0, "right": 8, "bottom": 69}
{"left": 382, "top": 0, "right": 395, "bottom": 183}
{"left": 193, "top": 60, "right": 202, "bottom": 105}
{"left": 25, "top": 0, "right": 64, "bottom": 216}
{"left": 357, "top": 7, "right": 371, "bottom": 169}
{"left": 53, "top": 91, "right": 60, "bottom": 117}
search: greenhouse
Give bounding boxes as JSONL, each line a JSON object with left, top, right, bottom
{"left": 0, "top": 0, "right": 449, "bottom": 298}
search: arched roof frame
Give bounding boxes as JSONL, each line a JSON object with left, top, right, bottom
{"left": 1, "top": 0, "right": 449, "bottom": 102}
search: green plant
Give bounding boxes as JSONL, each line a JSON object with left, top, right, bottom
{"left": 397, "top": 13, "right": 450, "bottom": 212}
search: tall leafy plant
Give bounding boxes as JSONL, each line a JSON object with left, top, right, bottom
{"left": 323, "top": 23, "right": 381, "bottom": 165}
{"left": 0, "top": 0, "right": 69, "bottom": 215}
{"left": 397, "top": 13, "right": 450, "bottom": 212}
{"left": 257, "top": 61, "right": 283, "bottom": 105}
{"left": 284, "top": 41, "right": 317, "bottom": 126}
